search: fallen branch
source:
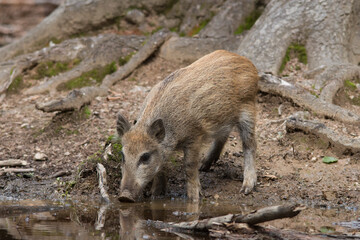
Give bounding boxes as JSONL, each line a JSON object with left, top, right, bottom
{"left": 36, "top": 29, "right": 171, "bottom": 112}
{"left": 0, "top": 168, "right": 35, "bottom": 176}
{"left": 259, "top": 73, "right": 360, "bottom": 124}
{"left": 96, "top": 163, "right": 110, "bottom": 203}
{"left": 0, "top": 159, "right": 28, "bottom": 167}
{"left": 149, "top": 203, "right": 304, "bottom": 234}
{"left": 286, "top": 117, "right": 360, "bottom": 154}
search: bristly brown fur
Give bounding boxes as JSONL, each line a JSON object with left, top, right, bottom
{"left": 117, "top": 50, "right": 258, "bottom": 202}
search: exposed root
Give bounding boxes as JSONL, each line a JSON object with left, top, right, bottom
{"left": 198, "top": 0, "right": 256, "bottom": 38}
{"left": 24, "top": 35, "right": 144, "bottom": 95}
{"left": 36, "top": 86, "right": 107, "bottom": 112}
{"left": 259, "top": 73, "right": 360, "bottom": 124}
{"left": 0, "top": 0, "right": 138, "bottom": 61}
{"left": 36, "top": 29, "right": 171, "bottom": 112}
{"left": 286, "top": 117, "right": 360, "bottom": 154}
{"left": 317, "top": 64, "right": 360, "bottom": 103}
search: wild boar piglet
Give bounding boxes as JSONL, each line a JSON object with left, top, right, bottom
{"left": 117, "top": 50, "right": 258, "bottom": 202}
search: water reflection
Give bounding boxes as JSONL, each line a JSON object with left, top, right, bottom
{"left": 0, "top": 199, "right": 359, "bottom": 240}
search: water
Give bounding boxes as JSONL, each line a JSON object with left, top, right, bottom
{"left": 0, "top": 199, "right": 359, "bottom": 239}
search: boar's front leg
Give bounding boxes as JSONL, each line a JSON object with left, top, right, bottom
{"left": 151, "top": 169, "right": 167, "bottom": 197}
{"left": 184, "top": 142, "right": 202, "bottom": 202}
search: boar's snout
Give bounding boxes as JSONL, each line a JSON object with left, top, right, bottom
{"left": 119, "top": 190, "right": 135, "bottom": 203}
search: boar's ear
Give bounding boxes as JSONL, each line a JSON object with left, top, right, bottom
{"left": 117, "top": 112, "right": 131, "bottom": 137}
{"left": 148, "top": 119, "right": 165, "bottom": 142}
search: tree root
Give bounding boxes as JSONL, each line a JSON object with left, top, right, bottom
{"left": 286, "top": 117, "right": 360, "bottom": 154}
{"left": 0, "top": 34, "right": 144, "bottom": 95}
{"left": 198, "top": 0, "right": 256, "bottom": 38}
{"left": 149, "top": 203, "right": 304, "bottom": 234}
{"left": 36, "top": 86, "right": 107, "bottom": 112}
{"left": 259, "top": 73, "right": 360, "bottom": 124}
{"left": 316, "top": 64, "right": 360, "bottom": 103}
{"left": 0, "top": 0, "right": 144, "bottom": 61}
{"left": 36, "top": 29, "right": 171, "bottom": 112}
{"left": 159, "top": 35, "right": 238, "bottom": 64}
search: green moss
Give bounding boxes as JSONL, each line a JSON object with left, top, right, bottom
{"left": 188, "top": 19, "right": 211, "bottom": 36}
{"left": 6, "top": 76, "right": 23, "bottom": 93}
{"left": 82, "top": 106, "right": 92, "bottom": 119}
{"left": 170, "top": 26, "right": 179, "bottom": 33}
{"left": 35, "top": 59, "right": 81, "bottom": 80}
{"left": 344, "top": 80, "right": 357, "bottom": 90}
{"left": 119, "top": 52, "right": 136, "bottom": 66}
{"left": 279, "top": 43, "right": 307, "bottom": 74}
{"left": 234, "top": 9, "right": 262, "bottom": 35}
{"left": 57, "top": 61, "right": 117, "bottom": 91}
{"left": 105, "top": 134, "right": 123, "bottom": 162}
{"left": 49, "top": 37, "right": 62, "bottom": 45}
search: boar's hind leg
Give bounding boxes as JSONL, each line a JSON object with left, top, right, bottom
{"left": 151, "top": 170, "right": 167, "bottom": 197}
{"left": 237, "top": 107, "right": 257, "bottom": 195}
{"left": 199, "top": 134, "right": 228, "bottom": 172}
{"left": 184, "top": 142, "right": 202, "bottom": 202}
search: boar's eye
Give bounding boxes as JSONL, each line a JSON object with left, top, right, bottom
{"left": 138, "top": 152, "right": 151, "bottom": 165}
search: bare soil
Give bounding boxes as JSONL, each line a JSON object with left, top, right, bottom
{"left": 1, "top": 52, "right": 359, "bottom": 206}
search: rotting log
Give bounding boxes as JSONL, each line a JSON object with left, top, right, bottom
{"left": 36, "top": 29, "right": 171, "bottom": 112}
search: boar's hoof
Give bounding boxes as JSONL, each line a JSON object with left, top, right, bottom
{"left": 199, "top": 163, "right": 211, "bottom": 172}
{"left": 119, "top": 191, "right": 135, "bottom": 203}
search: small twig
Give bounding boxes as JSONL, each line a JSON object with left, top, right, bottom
{"left": 0, "top": 159, "right": 28, "bottom": 167}
{"left": 0, "top": 168, "right": 35, "bottom": 176}
{"left": 96, "top": 163, "right": 110, "bottom": 203}
{"left": 107, "top": 96, "right": 122, "bottom": 101}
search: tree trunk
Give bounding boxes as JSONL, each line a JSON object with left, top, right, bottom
{"left": 237, "top": 0, "right": 360, "bottom": 74}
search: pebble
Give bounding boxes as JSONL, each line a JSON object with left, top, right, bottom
{"left": 34, "top": 152, "right": 47, "bottom": 161}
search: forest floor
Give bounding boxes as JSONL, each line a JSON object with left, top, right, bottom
{"left": 0, "top": 3, "right": 360, "bottom": 237}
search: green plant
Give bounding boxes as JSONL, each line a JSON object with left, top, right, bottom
{"left": 6, "top": 76, "right": 23, "bottom": 93}
{"left": 188, "top": 19, "right": 211, "bottom": 36}
{"left": 119, "top": 52, "right": 136, "bottom": 66}
{"left": 234, "top": 9, "right": 262, "bottom": 35}
{"left": 57, "top": 61, "right": 117, "bottom": 91}
{"left": 279, "top": 43, "right": 307, "bottom": 74}
{"left": 34, "top": 59, "right": 81, "bottom": 80}
{"left": 344, "top": 80, "right": 357, "bottom": 90}
{"left": 56, "top": 178, "right": 76, "bottom": 199}
{"left": 82, "top": 106, "right": 92, "bottom": 118}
